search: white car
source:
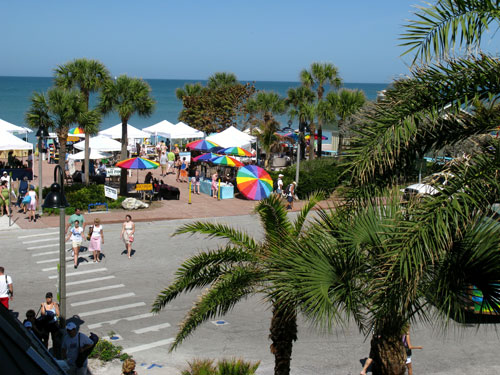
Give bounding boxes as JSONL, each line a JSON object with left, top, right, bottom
{"left": 402, "top": 172, "right": 453, "bottom": 200}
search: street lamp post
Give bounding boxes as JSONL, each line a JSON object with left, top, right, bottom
{"left": 42, "top": 165, "right": 69, "bottom": 321}
{"left": 36, "top": 126, "right": 49, "bottom": 218}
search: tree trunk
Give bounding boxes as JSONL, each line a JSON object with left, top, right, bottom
{"left": 119, "top": 119, "right": 128, "bottom": 196}
{"left": 369, "top": 335, "right": 406, "bottom": 375}
{"left": 269, "top": 305, "right": 297, "bottom": 375}
{"left": 317, "top": 125, "right": 323, "bottom": 158}
{"left": 84, "top": 133, "right": 90, "bottom": 186}
{"left": 337, "top": 132, "right": 344, "bottom": 158}
{"left": 58, "top": 135, "right": 67, "bottom": 177}
{"left": 308, "top": 124, "right": 316, "bottom": 161}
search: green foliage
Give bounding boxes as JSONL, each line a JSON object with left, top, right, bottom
{"left": 89, "top": 338, "right": 130, "bottom": 362}
{"left": 269, "top": 158, "right": 342, "bottom": 199}
{"left": 42, "top": 184, "right": 125, "bottom": 215}
{"left": 180, "top": 358, "right": 260, "bottom": 375}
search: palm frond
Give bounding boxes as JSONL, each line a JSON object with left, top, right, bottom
{"left": 254, "top": 194, "right": 293, "bottom": 243}
{"left": 292, "top": 191, "right": 323, "bottom": 236}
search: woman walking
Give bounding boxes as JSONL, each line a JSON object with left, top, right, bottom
{"left": 121, "top": 215, "right": 135, "bottom": 259}
{"left": 66, "top": 220, "right": 83, "bottom": 268}
{"left": 27, "top": 185, "right": 37, "bottom": 222}
{"left": 89, "top": 218, "right": 104, "bottom": 262}
{"left": 39, "top": 292, "right": 60, "bottom": 348}
{"left": 211, "top": 172, "right": 218, "bottom": 199}
{"left": 0, "top": 180, "right": 11, "bottom": 217}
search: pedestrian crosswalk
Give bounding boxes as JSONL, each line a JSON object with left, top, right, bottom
{"left": 21, "top": 230, "right": 176, "bottom": 356}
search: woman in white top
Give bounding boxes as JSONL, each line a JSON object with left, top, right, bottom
{"left": 27, "top": 186, "right": 37, "bottom": 222}
{"left": 65, "top": 220, "right": 83, "bottom": 269}
{"left": 89, "top": 218, "right": 104, "bottom": 262}
{"left": 121, "top": 215, "right": 135, "bottom": 259}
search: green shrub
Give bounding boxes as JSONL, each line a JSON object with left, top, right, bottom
{"left": 268, "top": 158, "right": 342, "bottom": 199}
{"left": 89, "top": 338, "right": 130, "bottom": 362}
{"left": 42, "top": 184, "right": 125, "bottom": 215}
{"left": 180, "top": 358, "right": 260, "bottom": 375}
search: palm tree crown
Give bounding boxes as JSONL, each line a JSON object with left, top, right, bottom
{"left": 207, "top": 72, "right": 238, "bottom": 89}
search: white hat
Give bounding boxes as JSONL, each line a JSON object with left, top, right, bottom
{"left": 66, "top": 322, "right": 77, "bottom": 330}
{"left": 2, "top": 171, "right": 6, "bottom": 175}
{"left": 278, "top": 174, "right": 284, "bottom": 178}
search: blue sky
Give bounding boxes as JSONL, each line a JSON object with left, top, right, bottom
{"left": 0, "top": 1, "right": 497, "bottom": 83}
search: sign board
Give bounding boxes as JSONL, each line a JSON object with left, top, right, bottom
{"left": 104, "top": 185, "right": 118, "bottom": 200}
{"left": 136, "top": 183, "right": 153, "bottom": 191}
{"left": 179, "top": 151, "right": 191, "bottom": 163}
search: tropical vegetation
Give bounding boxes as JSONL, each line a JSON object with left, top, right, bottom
{"left": 180, "top": 358, "right": 260, "bottom": 375}
{"left": 153, "top": 193, "right": 322, "bottom": 375}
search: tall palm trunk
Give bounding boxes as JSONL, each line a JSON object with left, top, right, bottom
{"left": 317, "top": 123, "right": 323, "bottom": 158}
{"left": 308, "top": 123, "right": 316, "bottom": 161}
{"left": 120, "top": 119, "right": 128, "bottom": 196}
{"left": 269, "top": 304, "right": 297, "bottom": 375}
{"left": 337, "top": 132, "right": 344, "bottom": 158}
{"left": 58, "top": 135, "right": 67, "bottom": 176}
{"left": 369, "top": 335, "right": 406, "bottom": 375}
{"left": 84, "top": 133, "right": 90, "bottom": 185}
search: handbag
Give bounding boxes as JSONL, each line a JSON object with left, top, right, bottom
{"left": 129, "top": 234, "right": 134, "bottom": 243}
{"left": 22, "top": 195, "right": 31, "bottom": 204}
{"left": 86, "top": 226, "right": 93, "bottom": 241}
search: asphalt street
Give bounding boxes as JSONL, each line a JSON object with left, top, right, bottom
{"left": 2, "top": 214, "right": 500, "bottom": 375}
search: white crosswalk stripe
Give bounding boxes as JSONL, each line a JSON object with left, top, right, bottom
{"left": 123, "top": 338, "right": 175, "bottom": 354}
{"left": 48, "top": 267, "right": 107, "bottom": 279}
{"left": 32, "top": 250, "right": 59, "bottom": 257}
{"left": 78, "top": 302, "right": 146, "bottom": 317}
{"left": 18, "top": 231, "right": 58, "bottom": 239}
{"left": 66, "top": 276, "right": 115, "bottom": 286}
{"left": 132, "top": 323, "right": 171, "bottom": 334}
{"left": 87, "top": 313, "right": 154, "bottom": 329}
{"left": 37, "top": 257, "right": 72, "bottom": 264}
{"left": 67, "top": 284, "right": 125, "bottom": 297}
{"left": 70, "top": 292, "right": 135, "bottom": 306}
{"left": 23, "top": 238, "right": 58, "bottom": 244}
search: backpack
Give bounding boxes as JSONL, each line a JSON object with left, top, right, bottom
{"left": 284, "top": 184, "right": 291, "bottom": 195}
{"left": 75, "top": 332, "right": 99, "bottom": 368}
{"left": 273, "top": 179, "right": 278, "bottom": 191}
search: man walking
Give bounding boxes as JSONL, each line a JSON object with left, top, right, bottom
{"left": 166, "top": 148, "right": 175, "bottom": 175}
{"left": 66, "top": 208, "right": 85, "bottom": 232}
{"left": 62, "top": 322, "right": 94, "bottom": 375}
{"left": 0, "top": 266, "right": 13, "bottom": 309}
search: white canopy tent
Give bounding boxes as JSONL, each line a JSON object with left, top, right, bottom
{"left": 68, "top": 150, "right": 111, "bottom": 160}
{"left": 98, "top": 123, "right": 150, "bottom": 140}
{"left": 206, "top": 126, "right": 256, "bottom": 149}
{"left": 74, "top": 135, "right": 122, "bottom": 152}
{"left": 143, "top": 120, "right": 177, "bottom": 138}
{"left": 173, "top": 122, "right": 204, "bottom": 139}
{"left": 0, "top": 130, "right": 33, "bottom": 151}
{"left": 0, "top": 118, "right": 32, "bottom": 135}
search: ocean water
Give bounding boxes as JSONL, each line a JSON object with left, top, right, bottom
{"left": 0, "top": 76, "right": 388, "bottom": 143}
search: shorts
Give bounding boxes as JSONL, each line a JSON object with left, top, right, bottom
{"left": 28, "top": 201, "right": 37, "bottom": 211}
{"left": 72, "top": 240, "right": 82, "bottom": 248}
{"left": 161, "top": 164, "right": 167, "bottom": 173}
{"left": 180, "top": 169, "right": 187, "bottom": 178}
{"left": 287, "top": 195, "right": 293, "bottom": 203}
{"left": 89, "top": 237, "right": 101, "bottom": 251}
{"left": 168, "top": 161, "right": 174, "bottom": 168}
{"left": 0, "top": 297, "right": 9, "bottom": 309}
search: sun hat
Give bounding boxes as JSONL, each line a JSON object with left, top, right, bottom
{"left": 24, "top": 321, "right": 32, "bottom": 328}
{"left": 175, "top": 144, "right": 178, "bottom": 147}
{"left": 66, "top": 322, "right": 77, "bottom": 331}
{"left": 2, "top": 171, "right": 6, "bottom": 175}
{"left": 278, "top": 174, "right": 284, "bottom": 177}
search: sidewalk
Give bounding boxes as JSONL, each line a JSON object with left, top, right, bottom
{"left": 8, "top": 158, "right": 317, "bottom": 230}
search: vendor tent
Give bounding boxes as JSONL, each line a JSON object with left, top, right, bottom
{"left": 0, "top": 118, "right": 32, "bottom": 134}
{"left": 74, "top": 135, "right": 122, "bottom": 152}
{"left": 143, "top": 120, "right": 177, "bottom": 138}
{"left": 0, "top": 130, "right": 33, "bottom": 151}
{"left": 68, "top": 150, "right": 111, "bottom": 160}
{"left": 99, "top": 123, "right": 150, "bottom": 140}
{"left": 206, "top": 126, "right": 256, "bottom": 149}
{"left": 173, "top": 122, "right": 204, "bottom": 139}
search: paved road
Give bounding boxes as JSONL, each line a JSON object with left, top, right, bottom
{"left": 2, "top": 215, "right": 500, "bottom": 375}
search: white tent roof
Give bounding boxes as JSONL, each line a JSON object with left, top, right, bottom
{"left": 143, "top": 120, "right": 177, "bottom": 138}
{"left": 0, "top": 130, "right": 33, "bottom": 151}
{"left": 0, "top": 118, "right": 31, "bottom": 134}
{"left": 74, "top": 135, "right": 122, "bottom": 152}
{"left": 98, "top": 123, "right": 150, "bottom": 140}
{"left": 68, "top": 150, "right": 111, "bottom": 160}
{"left": 206, "top": 126, "right": 256, "bottom": 148}
{"left": 172, "top": 122, "right": 204, "bottom": 139}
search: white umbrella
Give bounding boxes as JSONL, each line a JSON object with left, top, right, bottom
{"left": 68, "top": 150, "right": 111, "bottom": 160}
{"left": 0, "top": 129, "right": 33, "bottom": 151}
{"left": 0, "top": 118, "right": 32, "bottom": 134}
{"left": 73, "top": 135, "right": 122, "bottom": 152}
{"left": 99, "top": 123, "right": 150, "bottom": 139}
{"left": 173, "top": 121, "right": 204, "bottom": 139}
{"left": 143, "top": 120, "right": 177, "bottom": 138}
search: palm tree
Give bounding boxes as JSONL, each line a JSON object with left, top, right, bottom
{"left": 207, "top": 72, "right": 238, "bottom": 89}
{"left": 325, "top": 89, "right": 366, "bottom": 156}
{"left": 175, "top": 83, "right": 203, "bottom": 101}
{"left": 54, "top": 58, "right": 110, "bottom": 185}
{"left": 287, "top": 87, "right": 315, "bottom": 160}
{"left": 26, "top": 88, "right": 86, "bottom": 172}
{"left": 300, "top": 62, "right": 342, "bottom": 158}
{"left": 400, "top": 0, "right": 500, "bottom": 64}
{"left": 152, "top": 193, "right": 322, "bottom": 375}
{"left": 98, "top": 75, "right": 155, "bottom": 195}
{"left": 246, "top": 92, "right": 287, "bottom": 168}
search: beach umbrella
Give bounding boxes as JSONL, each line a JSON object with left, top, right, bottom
{"left": 186, "top": 139, "right": 220, "bottom": 151}
{"left": 115, "top": 157, "right": 159, "bottom": 183}
{"left": 192, "top": 153, "right": 220, "bottom": 162}
{"left": 236, "top": 165, "right": 273, "bottom": 201}
{"left": 210, "top": 155, "right": 244, "bottom": 167}
{"left": 305, "top": 134, "right": 328, "bottom": 140}
{"left": 68, "top": 150, "right": 111, "bottom": 160}
{"left": 220, "top": 147, "right": 253, "bottom": 157}
{"left": 209, "top": 146, "right": 225, "bottom": 154}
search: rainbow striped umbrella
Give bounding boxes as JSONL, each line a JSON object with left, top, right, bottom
{"left": 186, "top": 139, "right": 220, "bottom": 151}
{"left": 305, "top": 134, "right": 328, "bottom": 140}
{"left": 220, "top": 147, "right": 253, "bottom": 157}
{"left": 193, "top": 153, "right": 220, "bottom": 162}
{"left": 210, "top": 155, "right": 244, "bottom": 167}
{"left": 116, "top": 157, "right": 159, "bottom": 169}
{"left": 236, "top": 165, "right": 273, "bottom": 200}
{"left": 69, "top": 127, "right": 85, "bottom": 136}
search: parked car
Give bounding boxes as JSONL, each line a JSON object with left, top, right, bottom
{"left": 402, "top": 172, "right": 453, "bottom": 201}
